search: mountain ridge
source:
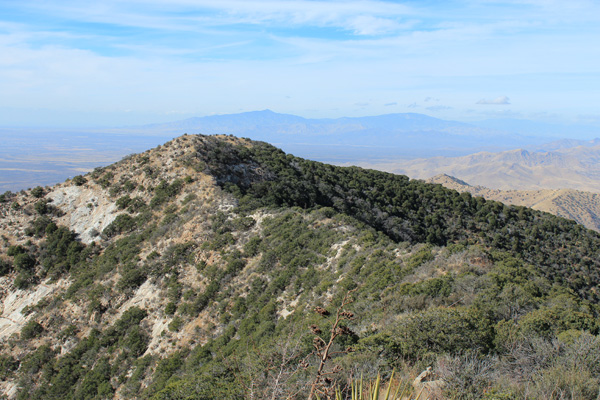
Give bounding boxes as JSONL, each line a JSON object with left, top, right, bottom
{"left": 1, "top": 134, "right": 599, "bottom": 399}
{"left": 426, "top": 174, "right": 600, "bottom": 232}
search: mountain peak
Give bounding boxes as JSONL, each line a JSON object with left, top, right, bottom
{"left": 427, "top": 174, "right": 472, "bottom": 189}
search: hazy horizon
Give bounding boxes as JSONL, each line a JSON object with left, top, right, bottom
{"left": 2, "top": 108, "right": 599, "bottom": 193}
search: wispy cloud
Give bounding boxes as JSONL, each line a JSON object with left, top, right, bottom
{"left": 426, "top": 105, "right": 452, "bottom": 112}
{"left": 16, "top": 0, "right": 417, "bottom": 36}
{"left": 477, "top": 96, "right": 511, "bottom": 105}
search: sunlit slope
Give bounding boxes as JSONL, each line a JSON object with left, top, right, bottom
{"left": 373, "top": 146, "right": 600, "bottom": 192}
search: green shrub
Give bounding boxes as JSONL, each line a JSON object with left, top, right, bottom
{"left": 0, "top": 354, "right": 19, "bottom": 379}
{"left": 127, "top": 197, "right": 146, "bottom": 213}
{"left": 519, "top": 306, "right": 599, "bottom": 338}
{"left": 117, "top": 263, "right": 147, "bottom": 291}
{"left": 150, "top": 373, "right": 243, "bottom": 400}
{"left": 31, "top": 186, "right": 45, "bottom": 198}
{"left": 58, "top": 324, "right": 79, "bottom": 340}
{"left": 165, "top": 302, "right": 176, "bottom": 315}
{"left": 150, "top": 179, "right": 184, "bottom": 209}
{"left": 7, "top": 245, "right": 26, "bottom": 256}
{"left": 231, "top": 216, "right": 256, "bottom": 231}
{"left": 0, "top": 191, "right": 10, "bottom": 203}
{"left": 109, "top": 184, "right": 122, "bottom": 197}
{"left": 116, "top": 307, "right": 148, "bottom": 331}
{"left": 72, "top": 175, "right": 87, "bottom": 186}
{"left": 25, "top": 216, "right": 54, "bottom": 237}
{"left": 14, "top": 252, "right": 36, "bottom": 272}
{"left": 21, "top": 320, "right": 44, "bottom": 339}
{"left": 20, "top": 344, "right": 56, "bottom": 375}
{"left": 182, "top": 193, "right": 196, "bottom": 205}
{"left": 377, "top": 307, "right": 495, "bottom": 360}
{"left": 168, "top": 316, "right": 184, "bottom": 332}
{"left": 144, "top": 351, "right": 185, "bottom": 397}
{"left": 118, "top": 179, "right": 135, "bottom": 192}
{"left": 123, "top": 325, "right": 149, "bottom": 357}
{"left": 0, "top": 258, "right": 12, "bottom": 276}
{"left": 116, "top": 195, "right": 132, "bottom": 210}
{"left": 406, "top": 245, "right": 435, "bottom": 270}
{"left": 103, "top": 214, "right": 137, "bottom": 237}
{"left": 95, "top": 172, "right": 113, "bottom": 188}
{"left": 34, "top": 200, "right": 50, "bottom": 215}
{"left": 14, "top": 270, "right": 35, "bottom": 289}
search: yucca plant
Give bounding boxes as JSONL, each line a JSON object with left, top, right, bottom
{"left": 316, "top": 370, "right": 424, "bottom": 400}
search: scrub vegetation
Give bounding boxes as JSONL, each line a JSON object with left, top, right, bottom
{"left": 0, "top": 134, "right": 599, "bottom": 399}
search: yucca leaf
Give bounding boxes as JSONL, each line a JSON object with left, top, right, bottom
{"left": 383, "top": 370, "right": 395, "bottom": 400}
{"left": 372, "top": 374, "right": 381, "bottom": 400}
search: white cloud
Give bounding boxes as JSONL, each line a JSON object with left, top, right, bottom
{"left": 476, "top": 96, "right": 511, "bottom": 105}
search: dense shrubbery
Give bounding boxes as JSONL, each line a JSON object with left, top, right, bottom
{"left": 16, "top": 307, "right": 149, "bottom": 400}
{"left": 194, "top": 137, "right": 600, "bottom": 302}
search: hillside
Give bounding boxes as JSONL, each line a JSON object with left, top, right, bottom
{"left": 370, "top": 145, "right": 600, "bottom": 192}
{"left": 1, "top": 134, "right": 600, "bottom": 399}
{"left": 426, "top": 174, "right": 600, "bottom": 232}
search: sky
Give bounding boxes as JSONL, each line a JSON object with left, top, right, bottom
{"left": 1, "top": 0, "right": 599, "bottom": 127}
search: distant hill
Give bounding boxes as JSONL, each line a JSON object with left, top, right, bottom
{"left": 427, "top": 174, "right": 600, "bottom": 232}
{"left": 373, "top": 145, "right": 600, "bottom": 192}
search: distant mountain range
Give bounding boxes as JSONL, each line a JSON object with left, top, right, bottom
{"left": 110, "top": 109, "right": 555, "bottom": 160}
{"left": 366, "top": 145, "right": 600, "bottom": 193}
{"left": 2, "top": 110, "right": 600, "bottom": 192}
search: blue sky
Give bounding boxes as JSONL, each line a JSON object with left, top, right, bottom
{"left": 0, "top": 0, "right": 599, "bottom": 127}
